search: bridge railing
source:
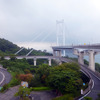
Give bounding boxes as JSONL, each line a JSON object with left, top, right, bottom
{"left": 94, "top": 71, "right": 100, "bottom": 78}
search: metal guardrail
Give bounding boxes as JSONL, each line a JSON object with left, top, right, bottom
{"left": 74, "top": 64, "right": 93, "bottom": 100}
{"left": 80, "top": 65, "right": 93, "bottom": 94}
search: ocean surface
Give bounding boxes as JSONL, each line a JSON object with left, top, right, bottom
{"left": 65, "top": 49, "right": 100, "bottom": 64}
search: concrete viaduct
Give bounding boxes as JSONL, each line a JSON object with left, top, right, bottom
{"left": 52, "top": 44, "right": 100, "bottom": 72}
{"left": 3, "top": 44, "right": 100, "bottom": 72}
{"left": 4, "top": 56, "right": 72, "bottom": 66}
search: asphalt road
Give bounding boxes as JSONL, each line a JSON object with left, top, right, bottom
{"left": 80, "top": 67, "right": 100, "bottom": 100}
{"left": 0, "top": 71, "right": 3, "bottom": 85}
{"left": 86, "top": 71, "right": 100, "bottom": 100}
{"left": 10, "top": 90, "right": 57, "bottom": 100}
{"left": 30, "top": 91, "right": 57, "bottom": 100}
{"left": 0, "top": 68, "right": 11, "bottom": 86}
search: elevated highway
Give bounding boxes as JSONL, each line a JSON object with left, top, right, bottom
{"left": 4, "top": 56, "right": 73, "bottom": 66}
{"left": 79, "top": 65, "right": 100, "bottom": 100}
{"left": 52, "top": 44, "right": 100, "bottom": 72}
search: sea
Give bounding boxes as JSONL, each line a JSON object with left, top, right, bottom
{"left": 65, "top": 49, "right": 100, "bottom": 64}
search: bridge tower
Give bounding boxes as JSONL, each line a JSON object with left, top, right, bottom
{"left": 56, "top": 19, "right": 66, "bottom": 56}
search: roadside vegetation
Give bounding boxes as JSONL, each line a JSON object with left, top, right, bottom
{"left": 84, "top": 59, "right": 100, "bottom": 72}
{"left": 0, "top": 38, "right": 92, "bottom": 99}
{"left": 0, "top": 56, "right": 90, "bottom": 99}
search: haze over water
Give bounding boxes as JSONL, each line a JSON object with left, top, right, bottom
{"left": 65, "top": 49, "right": 100, "bottom": 64}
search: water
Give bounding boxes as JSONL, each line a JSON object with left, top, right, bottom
{"left": 65, "top": 49, "right": 100, "bottom": 64}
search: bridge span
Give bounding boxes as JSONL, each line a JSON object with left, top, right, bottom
{"left": 52, "top": 44, "right": 100, "bottom": 72}
{"left": 4, "top": 56, "right": 73, "bottom": 66}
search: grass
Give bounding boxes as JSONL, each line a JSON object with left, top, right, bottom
{"left": 8, "top": 71, "right": 20, "bottom": 87}
{"left": 30, "top": 87, "right": 53, "bottom": 91}
{"left": 52, "top": 94, "right": 74, "bottom": 100}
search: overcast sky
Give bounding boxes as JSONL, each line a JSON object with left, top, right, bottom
{"left": 0, "top": 0, "right": 100, "bottom": 51}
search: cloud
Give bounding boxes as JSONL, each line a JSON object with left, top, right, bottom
{"left": 0, "top": 0, "right": 100, "bottom": 46}
{"left": 16, "top": 42, "right": 56, "bottom": 52}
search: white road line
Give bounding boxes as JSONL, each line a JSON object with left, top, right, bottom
{"left": 0, "top": 71, "right": 5, "bottom": 85}
{"left": 78, "top": 66, "right": 95, "bottom": 100}
{"left": 78, "top": 66, "right": 100, "bottom": 100}
{"left": 88, "top": 70, "right": 100, "bottom": 81}
{"left": 78, "top": 79, "right": 94, "bottom": 100}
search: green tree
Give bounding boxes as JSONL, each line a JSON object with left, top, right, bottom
{"left": 46, "top": 63, "right": 82, "bottom": 95}
{"left": 15, "top": 86, "right": 30, "bottom": 100}
{"left": 35, "top": 64, "right": 51, "bottom": 84}
{"left": 24, "top": 69, "right": 31, "bottom": 74}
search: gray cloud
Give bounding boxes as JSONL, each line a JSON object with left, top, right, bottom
{"left": 0, "top": 0, "right": 100, "bottom": 46}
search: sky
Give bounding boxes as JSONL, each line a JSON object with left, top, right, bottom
{"left": 0, "top": 0, "right": 100, "bottom": 51}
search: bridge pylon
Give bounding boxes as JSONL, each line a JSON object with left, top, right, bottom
{"left": 56, "top": 19, "right": 66, "bottom": 56}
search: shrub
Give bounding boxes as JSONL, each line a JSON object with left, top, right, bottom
{"left": 30, "top": 87, "right": 52, "bottom": 91}
{"left": 52, "top": 94, "right": 74, "bottom": 100}
{"left": 84, "top": 97, "right": 92, "bottom": 100}
{"left": 15, "top": 86, "right": 30, "bottom": 100}
{"left": 0, "top": 84, "right": 9, "bottom": 92}
{"left": 29, "top": 75, "right": 42, "bottom": 87}
{"left": 9, "top": 78, "right": 20, "bottom": 87}
{"left": 24, "top": 69, "right": 31, "bottom": 74}
{"left": 19, "top": 74, "right": 33, "bottom": 82}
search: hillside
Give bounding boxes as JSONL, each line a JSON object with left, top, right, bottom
{"left": 0, "top": 38, "right": 52, "bottom": 56}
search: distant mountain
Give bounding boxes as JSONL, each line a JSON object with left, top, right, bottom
{"left": 0, "top": 38, "right": 52, "bottom": 56}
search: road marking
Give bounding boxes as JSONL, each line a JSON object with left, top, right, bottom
{"left": 32, "top": 97, "right": 34, "bottom": 100}
{"left": 78, "top": 79, "right": 94, "bottom": 100}
{"left": 88, "top": 70, "right": 100, "bottom": 81}
{"left": 0, "top": 71, "right": 5, "bottom": 85}
{"left": 78, "top": 66, "right": 95, "bottom": 100}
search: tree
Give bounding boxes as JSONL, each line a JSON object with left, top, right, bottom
{"left": 19, "top": 74, "right": 33, "bottom": 82}
{"left": 46, "top": 63, "right": 82, "bottom": 95}
{"left": 10, "top": 56, "right": 17, "bottom": 61}
{"left": 24, "top": 69, "right": 31, "bottom": 74}
{"left": 35, "top": 64, "right": 51, "bottom": 84}
{"left": 15, "top": 86, "right": 30, "bottom": 100}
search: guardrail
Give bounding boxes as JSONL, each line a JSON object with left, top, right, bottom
{"left": 74, "top": 64, "right": 93, "bottom": 100}
{"left": 80, "top": 65, "right": 93, "bottom": 94}
{"left": 60, "top": 58, "right": 93, "bottom": 100}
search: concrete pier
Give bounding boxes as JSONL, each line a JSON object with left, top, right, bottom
{"left": 34, "top": 58, "right": 36, "bottom": 66}
{"left": 89, "top": 50, "right": 95, "bottom": 71}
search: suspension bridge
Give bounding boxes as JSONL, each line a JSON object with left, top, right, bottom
{"left": 1, "top": 20, "right": 100, "bottom": 100}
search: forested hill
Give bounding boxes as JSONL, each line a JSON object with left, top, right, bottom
{"left": 0, "top": 38, "right": 20, "bottom": 55}
{"left": 0, "top": 38, "right": 52, "bottom": 56}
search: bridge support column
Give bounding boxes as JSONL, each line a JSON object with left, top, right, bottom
{"left": 89, "top": 50, "right": 95, "bottom": 71}
{"left": 53, "top": 50, "right": 56, "bottom": 56}
{"left": 48, "top": 58, "right": 51, "bottom": 66}
{"left": 34, "top": 58, "right": 37, "bottom": 66}
{"left": 57, "top": 51, "right": 61, "bottom": 57}
{"left": 78, "top": 52, "right": 84, "bottom": 65}
{"left": 59, "top": 51, "right": 61, "bottom": 57}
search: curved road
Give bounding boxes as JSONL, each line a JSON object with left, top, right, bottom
{"left": 80, "top": 66, "right": 100, "bottom": 100}
{"left": 0, "top": 71, "right": 3, "bottom": 85}
{"left": 0, "top": 68, "right": 11, "bottom": 86}
{"left": 61, "top": 59, "right": 100, "bottom": 100}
